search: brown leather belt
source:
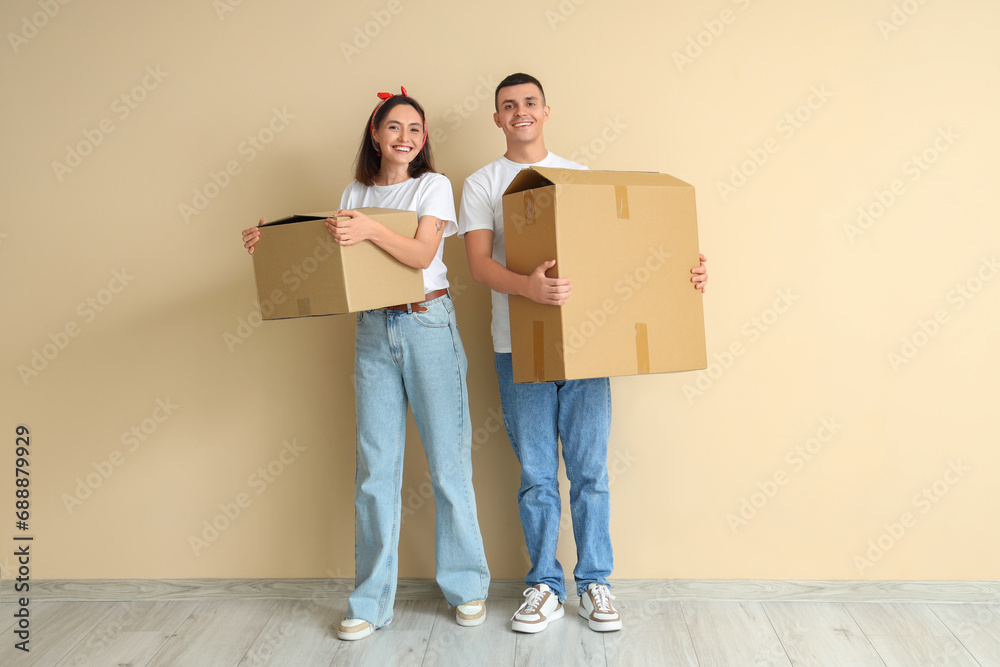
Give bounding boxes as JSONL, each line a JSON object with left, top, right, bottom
{"left": 383, "top": 288, "right": 448, "bottom": 313}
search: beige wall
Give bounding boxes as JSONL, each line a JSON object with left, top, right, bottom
{"left": 2, "top": 0, "right": 998, "bottom": 582}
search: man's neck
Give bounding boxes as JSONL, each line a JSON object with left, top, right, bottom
{"left": 503, "top": 140, "right": 548, "bottom": 165}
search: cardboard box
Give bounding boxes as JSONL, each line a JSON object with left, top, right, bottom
{"left": 503, "top": 167, "right": 706, "bottom": 382}
{"left": 251, "top": 208, "right": 425, "bottom": 319}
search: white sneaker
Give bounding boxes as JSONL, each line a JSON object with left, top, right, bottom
{"left": 456, "top": 599, "right": 486, "bottom": 627}
{"left": 511, "top": 584, "right": 564, "bottom": 633}
{"left": 337, "top": 617, "right": 374, "bottom": 641}
{"left": 578, "top": 583, "right": 622, "bottom": 632}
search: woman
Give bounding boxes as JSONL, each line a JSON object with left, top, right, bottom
{"left": 242, "top": 87, "right": 490, "bottom": 640}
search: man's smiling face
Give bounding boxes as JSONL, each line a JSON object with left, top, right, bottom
{"left": 494, "top": 83, "right": 550, "bottom": 145}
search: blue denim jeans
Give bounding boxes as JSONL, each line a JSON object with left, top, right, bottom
{"left": 494, "top": 353, "right": 613, "bottom": 602}
{"left": 349, "top": 295, "right": 490, "bottom": 627}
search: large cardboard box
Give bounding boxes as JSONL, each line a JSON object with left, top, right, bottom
{"left": 503, "top": 167, "right": 707, "bottom": 382}
{"left": 251, "top": 208, "right": 425, "bottom": 319}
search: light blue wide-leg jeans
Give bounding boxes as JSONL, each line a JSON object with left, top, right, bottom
{"left": 348, "top": 295, "right": 490, "bottom": 627}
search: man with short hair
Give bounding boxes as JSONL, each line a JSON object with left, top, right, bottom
{"left": 458, "top": 73, "right": 707, "bottom": 633}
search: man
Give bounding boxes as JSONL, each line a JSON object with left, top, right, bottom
{"left": 458, "top": 73, "right": 708, "bottom": 634}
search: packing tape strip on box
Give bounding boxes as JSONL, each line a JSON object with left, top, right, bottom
{"left": 533, "top": 320, "right": 545, "bottom": 381}
{"left": 523, "top": 190, "right": 536, "bottom": 227}
{"left": 635, "top": 322, "right": 650, "bottom": 374}
{"left": 615, "top": 185, "right": 630, "bottom": 219}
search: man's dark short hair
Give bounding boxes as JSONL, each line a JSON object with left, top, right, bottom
{"left": 495, "top": 73, "right": 546, "bottom": 111}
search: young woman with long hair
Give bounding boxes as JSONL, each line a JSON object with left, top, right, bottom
{"left": 242, "top": 87, "right": 489, "bottom": 641}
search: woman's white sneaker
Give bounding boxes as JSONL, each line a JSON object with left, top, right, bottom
{"left": 337, "top": 617, "right": 374, "bottom": 641}
{"left": 456, "top": 600, "right": 486, "bottom": 627}
{"left": 578, "top": 583, "right": 622, "bottom": 632}
{"left": 511, "top": 584, "right": 564, "bottom": 633}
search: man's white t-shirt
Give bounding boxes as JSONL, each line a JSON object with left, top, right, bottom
{"left": 458, "top": 152, "right": 586, "bottom": 352}
{"left": 340, "top": 171, "right": 458, "bottom": 293}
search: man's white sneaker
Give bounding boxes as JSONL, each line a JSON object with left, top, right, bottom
{"left": 337, "top": 617, "right": 374, "bottom": 641}
{"left": 578, "top": 583, "right": 622, "bottom": 632}
{"left": 511, "top": 584, "right": 564, "bottom": 633}
{"left": 456, "top": 600, "right": 486, "bottom": 627}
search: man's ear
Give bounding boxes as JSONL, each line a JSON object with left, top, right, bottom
{"left": 542, "top": 105, "right": 551, "bottom": 123}
{"left": 493, "top": 111, "right": 502, "bottom": 128}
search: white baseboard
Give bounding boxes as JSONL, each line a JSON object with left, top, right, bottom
{"left": 3, "top": 578, "right": 998, "bottom": 603}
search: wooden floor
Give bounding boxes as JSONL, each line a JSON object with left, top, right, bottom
{"left": 2, "top": 596, "right": 999, "bottom": 666}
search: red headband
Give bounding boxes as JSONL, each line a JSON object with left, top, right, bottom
{"left": 369, "top": 86, "right": 427, "bottom": 156}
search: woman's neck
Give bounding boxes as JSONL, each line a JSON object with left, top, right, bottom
{"left": 374, "top": 161, "right": 411, "bottom": 186}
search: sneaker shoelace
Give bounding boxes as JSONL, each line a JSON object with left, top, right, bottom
{"left": 590, "top": 584, "right": 616, "bottom": 613}
{"left": 512, "top": 587, "right": 545, "bottom": 619}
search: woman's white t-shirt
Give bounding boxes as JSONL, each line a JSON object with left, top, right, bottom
{"left": 340, "top": 171, "right": 458, "bottom": 293}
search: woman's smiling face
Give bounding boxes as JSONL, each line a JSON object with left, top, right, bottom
{"left": 372, "top": 103, "right": 425, "bottom": 167}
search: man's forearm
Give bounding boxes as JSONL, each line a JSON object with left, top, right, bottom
{"left": 469, "top": 254, "right": 529, "bottom": 296}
